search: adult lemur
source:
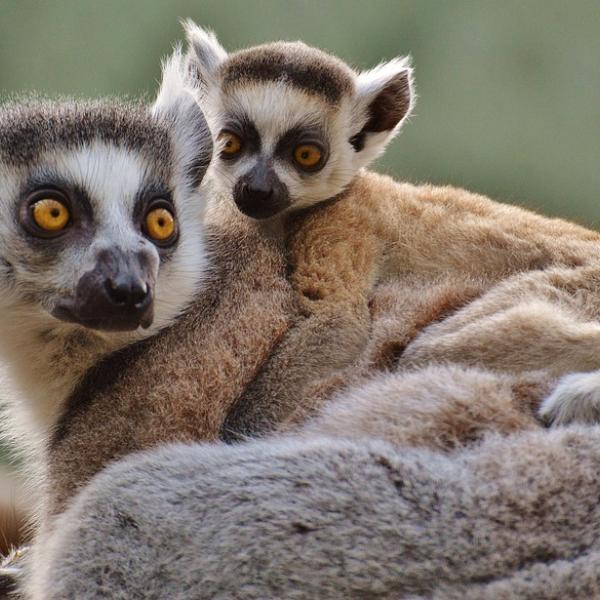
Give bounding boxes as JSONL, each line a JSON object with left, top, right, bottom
{"left": 0, "top": 48, "right": 294, "bottom": 529}
{"left": 179, "top": 23, "right": 600, "bottom": 438}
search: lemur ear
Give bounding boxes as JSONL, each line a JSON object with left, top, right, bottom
{"left": 181, "top": 19, "right": 228, "bottom": 94}
{"left": 152, "top": 45, "right": 213, "bottom": 189}
{"left": 351, "top": 58, "right": 414, "bottom": 164}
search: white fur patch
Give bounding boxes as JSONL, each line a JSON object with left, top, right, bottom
{"left": 539, "top": 370, "right": 600, "bottom": 426}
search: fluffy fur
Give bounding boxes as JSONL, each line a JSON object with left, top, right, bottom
{"left": 45, "top": 197, "right": 292, "bottom": 514}
{"left": 25, "top": 427, "right": 600, "bottom": 598}
{"left": 177, "top": 25, "right": 600, "bottom": 439}
{"left": 224, "top": 171, "right": 600, "bottom": 437}
{"left": 540, "top": 370, "right": 600, "bottom": 425}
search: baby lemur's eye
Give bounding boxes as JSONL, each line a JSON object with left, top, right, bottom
{"left": 218, "top": 131, "right": 243, "bottom": 159}
{"left": 22, "top": 190, "right": 71, "bottom": 237}
{"left": 144, "top": 203, "right": 177, "bottom": 246}
{"left": 293, "top": 144, "right": 323, "bottom": 171}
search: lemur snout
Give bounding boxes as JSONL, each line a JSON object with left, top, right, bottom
{"left": 105, "top": 275, "right": 150, "bottom": 309}
{"left": 52, "top": 248, "right": 156, "bottom": 332}
{"left": 233, "top": 164, "right": 290, "bottom": 220}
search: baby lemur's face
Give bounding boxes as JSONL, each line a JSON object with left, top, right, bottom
{"left": 0, "top": 61, "right": 211, "bottom": 338}
{"left": 184, "top": 22, "right": 414, "bottom": 220}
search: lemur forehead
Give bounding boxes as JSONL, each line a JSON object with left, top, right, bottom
{"left": 0, "top": 100, "right": 172, "bottom": 169}
{"left": 221, "top": 42, "right": 354, "bottom": 104}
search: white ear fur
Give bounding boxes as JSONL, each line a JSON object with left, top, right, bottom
{"left": 351, "top": 57, "right": 414, "bottom": 168}
{"left": 152, "top": 45, "right": 212, "bottom": 188}
{"left": 182, "top": 19, "right": 228, "bottom": 94}
{"left": 152, "top": 44, "right": 194, "bottom": 116}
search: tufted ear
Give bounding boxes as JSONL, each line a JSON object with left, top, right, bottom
{"left": 152, "top": 45, "right": 213, "bottom": 189}
{"left": 350, "top": 57, "right": 414, "bottom": 167}
{"left": 181, "top": 19, "right": 228, "bottom": 95}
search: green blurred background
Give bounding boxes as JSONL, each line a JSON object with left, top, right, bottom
{"left": 0, "top": 1, "right": 599, "bottom": 461}
{"left": 1, "top": 0, "right": 599, "bottom": 223}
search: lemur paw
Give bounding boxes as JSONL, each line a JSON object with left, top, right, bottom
{"left": 539, "top": 371, "right": 600, "bottom": 427}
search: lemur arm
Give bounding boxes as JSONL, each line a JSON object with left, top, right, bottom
{"left": 221, "top": 207, "right": 379, "bottom": 441}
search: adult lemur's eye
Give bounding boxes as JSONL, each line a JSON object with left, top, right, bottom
{"left": 144, "top": 205, "right": 176, "bottom": 245}
{"left": 31, "top": 198, "right": 70, "bottom": 233}
{"left": 293, "top": 144, "right": 323, "bottom": 170}
{"left": 219, "top": 131, "right": 242, "bottom": 158}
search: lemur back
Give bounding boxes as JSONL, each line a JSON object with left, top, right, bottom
{"left": 178, "top": 23, "right": 600, "bottom": 438}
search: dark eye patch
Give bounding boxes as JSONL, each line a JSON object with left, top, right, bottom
{"left": 18, "top": 170, "right": 94, "bottom": 249}
{"left": 222, "top": 114, "right": 261, "bottom": 154}
{"left": 133, "top": 182, "right": 178, "bottom": 260}
{"left": 275, "top": 125, "right": 329, "bottom": 173}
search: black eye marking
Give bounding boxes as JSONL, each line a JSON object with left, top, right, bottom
{"left": 349, "top": 131, "right": 366, "bottom": 152}
{"left": 220, "top": 115, "right": 261, "bottom": 157}
{"left": 133, "top": 184, "right": 179, "bottom": 254}
{"left": 17, "top": 174, "right": 95, "bottom": 246}
{"left": 275, "top": 125, "right": 329, "bottom": 174}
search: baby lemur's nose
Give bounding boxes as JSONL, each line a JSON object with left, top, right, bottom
{"left": 105, "top": 276, "right": 149, "bottom": 307}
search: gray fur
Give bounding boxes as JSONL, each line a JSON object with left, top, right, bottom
{"left": 222, "top": 42, "right": 354, "bottom": 104}
{"left": 0, "top": 100, "right": 170, "bottom": 170}
{"left": 28, "top": 427, "right": 600, "bottom": 599}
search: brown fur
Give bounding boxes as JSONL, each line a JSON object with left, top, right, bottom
{"left": 0, "top": 471, "right": 27, "bottom": 558}
{"left": 300, "top": 365, "right": 549, "bottom": 450}
{"left": 39, "top": 171, "right": 600, "bottom": 515}
{"left": 46, "top": 197, "right": 294, "bottom": 514}
{"left": 223, "top": 170, "right": 600, "bottom": 439}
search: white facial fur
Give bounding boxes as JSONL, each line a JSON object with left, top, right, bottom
{"left": 205, "top": 82, "right": 363, "bottom": 209}
{"left": 184, "top": 21, "right": 414, "bottom": 215}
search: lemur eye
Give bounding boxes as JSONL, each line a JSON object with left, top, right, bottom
{"left": 31, "top": 198, "right": 70, "bottom": 233}
{"left": 144, "top": 205, "right": 177, "bottom": 245}
{"left": 219, "top": 131, "right": 243, "bottom": 158}
{"left": 293, "top": 144, "right": 323, "bottom": 170}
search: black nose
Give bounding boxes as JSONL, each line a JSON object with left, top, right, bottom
{"left": 105, "top": 276, "right": 149, "bottom": 307}
{"left": 51, "top": 248, "right": 156, "bottom": 332}
{"left": 244, "top": 183, "right": 274, "bottom": 203}
{"left": 233, "top": 167, "right": 290, "bottom": 220}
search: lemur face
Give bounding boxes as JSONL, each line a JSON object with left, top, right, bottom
{"left": 208, "top": 81, "right": 354, "bottom": 219}
{"left": 0, "top": 61, "right": 211, "bottom": 337}
{"left": 184, "top": 22, "right": 414, "bottom": 220}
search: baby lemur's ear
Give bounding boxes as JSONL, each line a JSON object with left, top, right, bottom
{"left": 181, "top": 19, "right": 228, "bottom": 95}
{"left": 152, "top": 45, "right": 213, "bottom": 189}
{"left": 351, "top": 58, "right": 414, "bottom": 166}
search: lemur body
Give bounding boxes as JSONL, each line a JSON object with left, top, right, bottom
{"left": 179, "top": 24, "right": 600, "bottom": 439}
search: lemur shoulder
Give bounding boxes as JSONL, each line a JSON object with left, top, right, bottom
{"left": 179, "top": 24, "right": 600, "bottom": 439}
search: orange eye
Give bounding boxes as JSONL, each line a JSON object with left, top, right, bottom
{"left": 293, "top": 144, "right": 323, "bottom": 170}
{"left": 219, "top": 131, "right": 242, "bottom": 157}
{"left": 32, "top": 198, "right": 70, "bottom": 232}
{"left": 145, "top": 207, "right": 176, "bottom": 243}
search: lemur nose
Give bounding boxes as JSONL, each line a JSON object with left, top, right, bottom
{"left": 244, "top": 182, "right": 273, "bottom": 202}
{"left": 105, "top": 276, "right": 149, "bottom": 307}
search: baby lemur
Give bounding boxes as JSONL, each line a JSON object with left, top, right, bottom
{"left": 180, "top": 23, "right": 600, "bottom": 439}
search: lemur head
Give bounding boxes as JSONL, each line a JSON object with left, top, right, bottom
{"left": 183, "top": 21, "right": 414, "bottom": 220}
{"left": 0, "top": 48, "right": 211, "bottom": 338}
